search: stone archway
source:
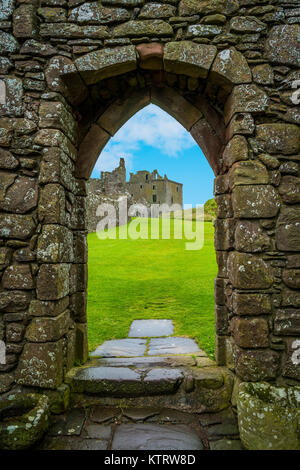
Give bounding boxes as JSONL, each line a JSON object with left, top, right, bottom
{"left": 0, "top": 1, "right": 299, "bottom": 438}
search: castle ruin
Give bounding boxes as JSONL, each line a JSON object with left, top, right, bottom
{"left": 87, "top": 158, "right": 183, "bottom": 232}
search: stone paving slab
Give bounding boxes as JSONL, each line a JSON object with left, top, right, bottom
{"left": 111, "top": 423, "right": 204, "bottom": 450}
{"left": 82, "top": 423, "right": 112, "bottom": 440}
{"left": 97, "top": 355, "right": 196, "bottom": 368}
{"left": 148, "top": 337, "right": 200, "bottom": 356}
{"left": 48, "top": 408, "right": 86, "bottom": 437}
{"left": 90, "top": 406, "right": 122, "bottom": 424}
{"left": 68, "top": 366, "right": 183, "bottom": 397}
{"left": 90, "top": 338, "right": 147, "bottom": 357}
{"left": 129, "top": 319, "right": 174, "bottom": 337}
{"left": 124, "top": 408, "right": 160, "bottom": 422}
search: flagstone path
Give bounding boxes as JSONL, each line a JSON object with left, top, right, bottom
{"left": 36, "top": 320, "right": 243, "bottom": 450}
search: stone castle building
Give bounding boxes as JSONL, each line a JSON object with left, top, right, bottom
{"left": 87, "top": 158, "right": 183, "bottom": 231}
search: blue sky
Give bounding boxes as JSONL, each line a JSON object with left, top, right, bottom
{"left": 91, "top": 104, "right": 214, "bottom": 205}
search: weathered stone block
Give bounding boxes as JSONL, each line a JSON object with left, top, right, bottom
{"left": 274, "top": 309, "right": 300, "bottom": 336}
{"left": 215, "top": 305, "right": 228, "bottom": 335}
{"left": 70, "top": 292, "right": 87, "bottom": 323}
{"left": 234, "top": 348, "right": 280, "bottom": 381}
{"left": 0, "top": 77, "right": 23, "bottom": 117}
{"left": 0, "top": 290, "right": 32, "bottom": 313}
{"left": 29, "top": 297, "right": 69, "bottom": 318}
{"left": 0, "top": 247, "right": 11, "bottom": 270}
{"left": 228, "top": 252, "right": 274, "bottom": 289}
{"left": 230, "top": 316, "right": 269, "bottom": 348}
{"left": 38, "top": 6, "right": 67, "bottom": 22}
{"left": 77, "top": 124, "right": 110, "bottom": 179}
{"left": 2, "top": 265, "right": 34, "bottom": 290}
{"left": 0, "top": 149, "right": 18, "bottom": 170}
{"left": 0, "top": 31, "right": 19, "bottom": 54}
{"left": 35, "top": 129, "right": 76, "bottom": 161}
{"left": 237, "top": 382, "right": 300, "bottom": 450}
{"left": 232, "top": 292, "right": 272, "bottom": 316}
{"left": 279, "top": 176, "right": 300, "bottom": 204}
{"left": 45, "top": 55, "right": 87, "bottom": 107}
{"left": 164, "top": 41, "right": 217, "bottom": 79}
{"left": 69, "top": 3, "right": 129, "bottom": 24}
{"left": 139, "top": 3, "right": 176, "bottom": 18}
{"left": 6, "top": 323, "right": 25, "bottom": 343}
{"left": 211, "top": 47, "right": 252, "bottom": 87}
{"left": 186, "top": 24, "right": 222, "bottom": 38}
{"left": 230, "top": 16, "right": 266, "bottom": 33}
{"left": 276, "top": 205, "right": 300, "bottom": 251}
{"left": 75, "top": 323, "right": 88, "bottom": 364}
{"left": 214, "top": 218, "right": 235, "bottom": 251}
{"left": 113, "top": 20, "right": 173, "bottom": 37}
{"left": 282, "top": 269, "right": 300, "bottom": 290}
{"left": 0, "top": 0, "right": 14, "bottom": 21}
{"left": 0, "top": 214, "right": 35, "bottom": 240}
{"left": 225, "top": 84, "right": 269, "bottom": 125}
{"left": 40, "top": 23, "right": 109, "bottom": 39}
{"left": 75, "top": 46, "right": 137, "bottom": 85}
{"left": 38, "top": 183, "right": 66, "bottom": 224}
{"left": 265, "top": 25, "right": 300, "bottom": 66}
{"left": 16, "top": 340, "right": 64, "bottom": 388}
{"left": 283, "top": 338, "right": 300, "bottom": 381}
{"left": 37, "top": 225, "right": 74, "bottom": 263}
{"left": 13, "top": 5, "right": 38, "bottom": 38}
{"left": 39, "top": 101, "right": 77, "bottom": 144}
{"left": 0, "top": 175, "right": 38, "bottom": 214}
{"left": 26, "top": 310, "right": 70, "bottom": 342}
{"left": 214, "top": 175, "right": 229, "bottom": 196}
{"left": 226, "top": 113, "right": 255, "bottom": 141}
{"left": 232, "top": 185, "right": 280, "bottom": 219}
{"left": 229, "top": 160, "right": 268, "bottom": 188}
{"left": 234, "top": 221, "right": 271, "bottom": 253}
{"left": 70, "top": 263, "right": 87, "bottom": 294}
{"left": 179, "top": 0, "right": 239, "bottom": 16}
{"left": 215, "top": 194, "right": 232, "bottom": 219}
{"left": 37, "top": 264, "right": 70, "bottom": 300}
{"left": 282, "top": 288, "right": 300, "bottom": 308}
{"left": 39, "top": 148, "right": 74, "bottom": 191}
{"left": 256, "top": 123, "right": 300, "bottom": 155}
{"left": 252, "top": 64, "right": 274, "bottom": 85}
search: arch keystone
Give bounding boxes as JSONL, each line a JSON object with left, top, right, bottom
{"left": 164, "top": 41, "right": 217, "bottom": 78}
{"left": 75, "top": 45, "right": 137, "bottom": 85}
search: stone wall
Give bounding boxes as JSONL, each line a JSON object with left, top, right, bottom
{"left": 0, "top": 0, "right": 299, "bottom": 400}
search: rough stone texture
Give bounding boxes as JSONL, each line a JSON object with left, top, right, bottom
{"left": 265, "top": 25, "right": 300, "bottom": 66}
{"left": 256, "top": 123, "right": 300, "bottom": 155}
{"left": 16, "top": 340, "right": 64, "bottom": 388}
{"left": 228, "top": 252, "right": 274, "bottom": 289}
{"left": 112, "top": 423, "right": 204, "bottom": 450}
{"left": 164, "top": 41, "right": 217, "bottom": 79}
{"left": 75, "top": 46, "right": 137, "bottom": 85}
{"left": 234, "top": 349, "right": 280, "bottom": 382}
{"left": 36, "top": 264, "right": 70, "bottom": 300}
{"left": 232, "top": 185, "right": 280, "bottom": 218}
{"left": 211, "top": 48, "right": 252, "bottom": 87}
{"left": 238, "top": 382, "right": 300, "bottom": 450}
{"left": 276, "top": 205, "right": 300, "bottom": 251}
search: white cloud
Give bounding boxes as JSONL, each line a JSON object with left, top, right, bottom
{"left": 95, "top": 104, "right": 197, "bottom": 173}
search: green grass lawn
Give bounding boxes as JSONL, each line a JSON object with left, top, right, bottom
{"left": 87, "top": 218, "right": 217, "bottom": 358}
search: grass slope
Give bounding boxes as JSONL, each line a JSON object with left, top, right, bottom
{"left": 87, "top": 218, "right": 217, "bottom": 358}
